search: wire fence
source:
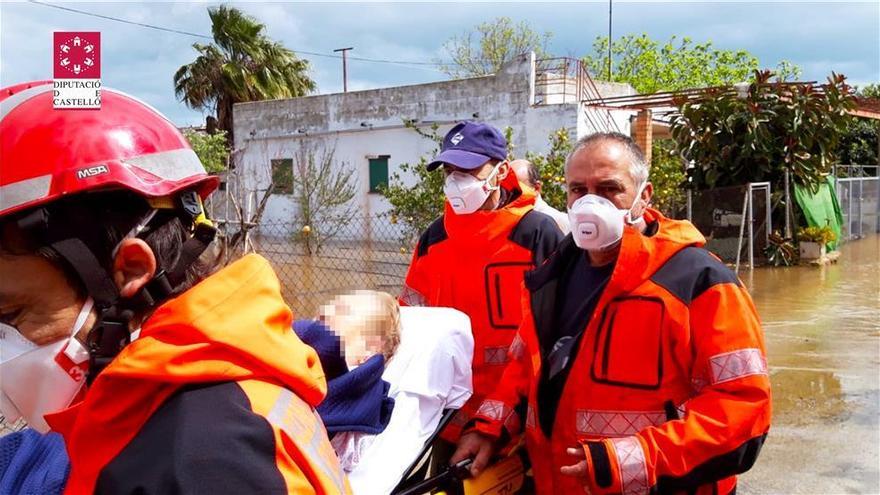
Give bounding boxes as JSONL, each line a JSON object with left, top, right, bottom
{"left": 216, "top": 215, "right": 414, "bottom": 318}
{"left": 233, "top": 185, "right": 775, "bottom": 318}
{"left": 836, "top": 176, "right": 880, "bottom": 241}
{"left": 0, "top": 416, "right": 26, "bottom": 436}
{"left": 675, "top": 183, "right": 771, "bottom": 268}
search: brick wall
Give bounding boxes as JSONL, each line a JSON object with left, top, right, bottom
{"left": 631, "top": 109, "right": 653, "bottom": 163}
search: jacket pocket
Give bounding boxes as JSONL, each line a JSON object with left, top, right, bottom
{"left": 484, "top": 262, "right": 532, "bottom": 330}
{"left": 591, "top": 296, "right": 665, "bottom": 390}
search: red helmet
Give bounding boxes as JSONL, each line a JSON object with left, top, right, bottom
{"left": 0, "top": 81, "right": 219, "bottom": 218}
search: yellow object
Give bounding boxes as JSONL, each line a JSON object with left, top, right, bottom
{"left": 146, "top": 196, "right": 176, "bottom": 209}
{"left": 194, "top": 207, "right": 213, "bottom": 229}
{"left": 437, "top": 454, "right": 525, "bottom": 495}
{"left": 146, "top": 195, "right": 214, "bottom": 229}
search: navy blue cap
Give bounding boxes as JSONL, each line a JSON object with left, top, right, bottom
{"left": 427, "top": 121, "right": 508, "bottom": 171}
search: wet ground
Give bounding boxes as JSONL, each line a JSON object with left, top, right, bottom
{"left": 739, "top": 235, "right": 880, "bottom": 494}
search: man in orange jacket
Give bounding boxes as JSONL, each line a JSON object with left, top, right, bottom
{"left": 400, "top": 121, "right": 563, "bottom": 446}
{"left": 452, "top": 132, "right": 771, "bottom": 495}
{"left": 0, "top": 81, "right": 348, "bottom": 494}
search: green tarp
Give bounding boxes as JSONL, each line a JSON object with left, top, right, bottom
{"left": 794, "top": 176, "right": 844, "bottom": 250}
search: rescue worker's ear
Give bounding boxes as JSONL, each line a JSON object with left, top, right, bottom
{"left": 495, "top": 160, "right": 510, "bottom": 182}
{"left": 638, "top": 182, "right": 654, "bottom": 214}
{"left": 113, "top": 238, "right": 157, "bottom": 298}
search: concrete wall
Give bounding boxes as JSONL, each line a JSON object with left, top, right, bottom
{"left": 231, "top": 52, "right": 635, "bottom": 238}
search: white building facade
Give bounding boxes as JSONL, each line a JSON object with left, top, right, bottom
{"left": 231, "top": 53, "right": 636, "bottom": 238}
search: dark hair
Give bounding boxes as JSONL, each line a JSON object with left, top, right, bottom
{"left": 524, "top": 161, "right": 541, "bottom": 189}
{"left": 0, "top": 190, "right": 220, "bottom": 312}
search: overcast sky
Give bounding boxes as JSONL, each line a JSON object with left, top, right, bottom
{"left": 2, "top": 1, "right": 877, "bottom": 126}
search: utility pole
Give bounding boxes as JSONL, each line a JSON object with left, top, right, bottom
{"left": 607, "top": 0, "right": 613, "bottom": 81}
{"left": 334, "top": 47, "right": 354, "bottom": 93}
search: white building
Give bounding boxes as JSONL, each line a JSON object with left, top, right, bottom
{"left": 231, "top": 52, "right": 637, "bottom": 239}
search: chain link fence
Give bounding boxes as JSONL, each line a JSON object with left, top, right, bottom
{"left": 835, "top": 175, "right": 880, "bottom": 242}
{"left": 217, "top": 215, "right": 414, "bottom": 318}
{"left": 0, "top": 416, "right": 26, "bottom": 436}
{"left": 678, "top": 183, "right": 770, "bottom": 268}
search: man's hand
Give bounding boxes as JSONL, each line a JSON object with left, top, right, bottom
{"left": 559, "top": 446, "right": 593, "bottom": 494}
{"left": 450, "top": 431, "right": 496, "bottom": 477}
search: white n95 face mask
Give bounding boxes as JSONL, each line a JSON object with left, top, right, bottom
{"left": 568, "top": 183, "right": 646, "bottom": 251}
{"left": 0, "top": 298, "right": 93, "bottom": 433}
{"left": 443, "top": 163, "right": 501, "bottom": 215}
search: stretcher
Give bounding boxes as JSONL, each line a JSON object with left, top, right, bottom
{"left": 391, "top": 408, "right": 531, "bottom": 495}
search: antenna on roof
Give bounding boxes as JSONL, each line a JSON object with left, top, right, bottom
{"left": 334, "top": 47, "right": 354, "bottom": 93}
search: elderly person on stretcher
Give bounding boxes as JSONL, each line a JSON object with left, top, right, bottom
{"left": 293, "top": 290, "right": 474, "bottom": 494}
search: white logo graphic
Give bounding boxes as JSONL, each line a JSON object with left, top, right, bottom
{"left": 76, "top": 165, "right": 109, "bottom": 179}
{"left": 450, "top": 133, "right": 464, "bottom": 145}
{"left": 58, "top": 37, "right": 96, "bottom": 75}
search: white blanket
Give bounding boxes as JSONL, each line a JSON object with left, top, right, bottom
{"left": 332, "top": 306, "right": 474, "bottom": 495}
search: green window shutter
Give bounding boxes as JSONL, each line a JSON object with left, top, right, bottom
{"left": 270, "top": 158, "right": 293, "bottom": 195}
{"left": 369, "top": 156, "right": 389, "bottom": 193}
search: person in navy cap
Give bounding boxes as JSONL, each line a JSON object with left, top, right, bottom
{"left": 428, "top": 121, "right": 513, "bottom": 214}
{"left": 398, "top": 121, "right": 563, "bottom": 468}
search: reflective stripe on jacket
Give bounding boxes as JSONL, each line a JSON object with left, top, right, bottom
{"left": 473, "top": 209, "right": 771, "bottom": 495}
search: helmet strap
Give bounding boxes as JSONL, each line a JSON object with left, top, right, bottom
{"left": 15, "top": 191, "right": 217, "bottom": 384}
{"left": 17, "top": 208, "right": 129, "bottom": 383}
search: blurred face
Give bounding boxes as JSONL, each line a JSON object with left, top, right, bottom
{"left": 0, "top": 248, "right": 90, "bottom": 346}
{"left": 319, "top": 298, "right": 383, "bottom": 367}
{"left": 565, "top": 141, "right": 652, "bottom": 214}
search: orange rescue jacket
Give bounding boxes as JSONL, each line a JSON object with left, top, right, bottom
{"left": 472, "top": 209, "right": 771, "bottom": 495}
{"left": 47, "top": 254, "right": 350, "bottom": 495}
{"left": 400, "top": 172, "right": 563, "bottom": 441}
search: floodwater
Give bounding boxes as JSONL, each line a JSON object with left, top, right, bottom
{"left": 739, "top": 235, "right": 880, "bottom": 494}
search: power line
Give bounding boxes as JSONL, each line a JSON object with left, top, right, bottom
{"left": 28, "top": 0, "right": 212, "bottom": 39}
{"left": 26, "top": 0, "right": 451, "bottom": 72}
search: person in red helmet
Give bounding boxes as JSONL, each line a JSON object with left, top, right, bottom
{"left": 0, "top": 81, "right": 349, "bottom": 494}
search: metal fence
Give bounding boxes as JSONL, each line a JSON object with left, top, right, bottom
{"left": 0, "top": 416, "right": 25, "bottom": 436}
{"left": 836, "top": 175, "right": 880, "bottom": 241}
{"left": 681, "top": 183, "right": 771, "bottom": 271}
{"left": 217, "top": 215, "right": 414, "bottom": 318}
{"left": 677, "top": 170, "right": 879, "bottom": 270}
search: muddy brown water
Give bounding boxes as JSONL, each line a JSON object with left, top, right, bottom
{"left": 739, "top": 235, "right": 879, "bottom": 494}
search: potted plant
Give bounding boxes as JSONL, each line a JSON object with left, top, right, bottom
{"left": 797, "top": 226, "right": 836, "bottom": 260}
{"left": 764, "top": 232, "right": 798, "bottom": 266}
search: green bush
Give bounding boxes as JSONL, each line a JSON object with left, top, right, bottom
{"left": 650, "top": 140, "right": 688, "bottom": 215}
{"left": 184, "top": 129, "right": 229, "bottom": 174}
{"left": 525, "top": 129, "right": 571, "bottom": 211}
{"left": 379, "top": 122, "right": 447, "bottom": 246}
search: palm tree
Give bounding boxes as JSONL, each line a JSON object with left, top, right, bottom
{"left": 174, "top": 6, "right": 316, "bottom": 145}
